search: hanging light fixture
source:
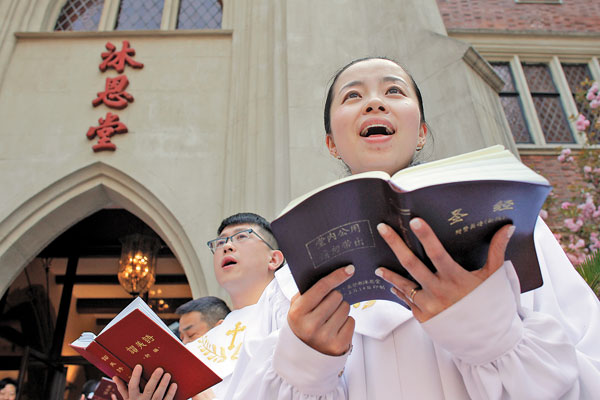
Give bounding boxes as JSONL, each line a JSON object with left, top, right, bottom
{"left": 117, "top": 233, "right": 161, "bottom": 296}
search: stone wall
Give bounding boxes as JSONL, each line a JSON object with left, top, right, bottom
{"left": 0, "top": 0, "right": 519, "bottom": 298}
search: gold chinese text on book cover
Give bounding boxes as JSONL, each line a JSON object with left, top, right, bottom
{"left": 71, "top": 297, "right": 222, "bottom": 400}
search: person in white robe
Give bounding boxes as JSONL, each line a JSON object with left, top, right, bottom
{"left": 112, "top": 212, "right": 285, "bottom": 400}
{"left": 222, "top": 57, "right": 600, "bottom": 399}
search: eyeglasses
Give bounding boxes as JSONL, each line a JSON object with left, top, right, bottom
{"left": 206, "top": 228, "right": 275, "bottom": 254}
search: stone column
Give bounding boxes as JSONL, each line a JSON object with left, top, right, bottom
{"left": 283, "top": 0, "right": 516, "bottom": 198}
{"left": 221, "top": 0, "right": 290, "bottom": 219}
{"left": 0, "top": 0, "right": 38, "bottom": 86}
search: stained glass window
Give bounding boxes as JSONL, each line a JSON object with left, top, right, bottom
{"left": 563, "top": 63, "right": 596, "bottom": 137}
{"left": 492, "top": 63, "right": 533, "bottom": 144}
{"left": 177, "top": 0, "right": 222, "bottom": 29}
{"left": 115, "top": 0, "right": 164, "bottom": 31}
{"left": 523, "top": 63, "right": 574, "bottom": 143}
{"left": 54, "top": 0, "right": 104, "bottom": 31}
{"left": 562, "top": 64, "right": 591, "bottom": 94}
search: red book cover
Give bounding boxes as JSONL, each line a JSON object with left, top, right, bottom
{"left": 91, "top": 378, "right": 123, "bottom": 400}
{"left": 71, "top": 298, "right": 222, "bottom": 400}
{"left": 71, "top": 338, "right": 133, "bottom": 382}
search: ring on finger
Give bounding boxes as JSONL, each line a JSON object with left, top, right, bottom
{"left": 408, "top": 287, "right": 420, "bottom": 303}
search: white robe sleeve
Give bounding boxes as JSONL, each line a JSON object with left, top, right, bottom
{"left": 223, "top": 268, "right": 348, "bottom": 400}
{"left": 422, "top": 262, "right": 579, "bottom": 399}
{"left": 422, "top": 219, "right": 600, "bottom": 399}
{"left": 529, "top": 219, "right": 600, "bottom": 398}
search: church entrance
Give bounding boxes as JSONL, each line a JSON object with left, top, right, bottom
{"left": 0, "top": 209, "right": 192, "bottom": 400}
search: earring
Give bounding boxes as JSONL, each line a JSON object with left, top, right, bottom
{"left": 416, "top": 137, "right": 426, "bottom": 152}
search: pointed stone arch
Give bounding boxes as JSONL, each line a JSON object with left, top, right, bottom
{"left": 40, "top": 0, "right": 70, "bottom": 31}
{"left": 0, "top": 161, "right": 207, "bottom": 297}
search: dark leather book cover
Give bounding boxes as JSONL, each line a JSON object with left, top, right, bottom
{"left": 94, "top": 309, "right": 222, "bottom": 400}
{"left": 271, "top": 177, "right": 550, "bottom": 306}
{"left": 91, "top": 378, "right": 123, "bottom": 400}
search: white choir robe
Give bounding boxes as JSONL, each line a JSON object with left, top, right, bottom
{"left": 221, "top": 219, "right": 600, "bottom": 399}
{"left": 186, "top": 303, "right": 261, "bottom": 398}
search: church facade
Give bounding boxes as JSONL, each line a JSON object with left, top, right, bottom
{"left": 0, "top": 0, "right": 598, "bottom": 397}
{"left": 0, "top": 0, "right": 521, "bottom": 305}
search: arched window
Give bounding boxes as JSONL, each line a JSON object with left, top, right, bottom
{"left": 54, "top": 0, "right": 105, "bottom": 31}
{"left": 177, "top": 0, "right": 222, "bottom": 30}
{"left": 53, "top": 0, "right": 223, "bottom": 31}
{"left": 115, "top": 0, "right": 164, "bottom": 31}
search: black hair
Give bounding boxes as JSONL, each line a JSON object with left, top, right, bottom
{"left": 0, "top": 378, "right": 18, "bottom": 397}
{"left": 217, "top": 212, "right": 279, "bottom": 250}
{"left": 175, "top": 296, "right": 231, "bottom": 327}
{"left": 323, "top": 56, "right": 426, "bottom": 134}
{"left": 0, "top": 377, "right": 17, "bottom": 388}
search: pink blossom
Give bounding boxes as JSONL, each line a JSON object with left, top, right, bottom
{"left": 566, "top": 252, "right": 586, "bottom": 265}
{"left": 558, "top": 148, "right": 573, "bottom": 162}
{"left": 539, "top": 209, "right": 548, "bottom": 219}
{"left": 591, "top": 99, "right": 600, "bottom": 109}
{"left": 583, "top": 165, "right": 592, "bottom": 174}
{"left": 575, "top": 114, "right": 590, "bottom": 131}
{"left": 568, "top": 238, "right": 585, "bottom": 250}
{"left": 561, "top": 201, "right": 572, "bottom": 209}
{"left": 564, "top": 218, "right": 583, "bottom": 232}
{"left": 578, "top": 197, "right": 596, "bottom": 217}
{"left": 553, "top": 232, "right": 562, "bottom": 241}
{"left": 586, "top": 82, "right": 599, "bottom": 100}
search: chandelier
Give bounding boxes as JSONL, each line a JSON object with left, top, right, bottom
{"left": 118, "top": 233, "right": 161, "bottom": 296}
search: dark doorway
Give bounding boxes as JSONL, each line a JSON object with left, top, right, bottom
{"left": 0, "top": 209, "right": 191, "bottom": 400}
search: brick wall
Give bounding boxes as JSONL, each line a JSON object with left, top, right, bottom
{"left": 520, "top": 153, "right": 586, "bottom": 229}
{"left": 435, "top": 0, "right": 599, "bottom": 234}
{"left": 436, "top": 0, "right": 600, "bottom": 33}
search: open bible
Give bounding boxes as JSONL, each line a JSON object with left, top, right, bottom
{"left": 70, "top": 297, "right": 221, "bottom": 400}
{"left": 271, "top": 145, "right": 551, "bottom": 305}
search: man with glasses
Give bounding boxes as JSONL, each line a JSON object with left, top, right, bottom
{"left": 114, "top": 212, "right": 285, "bottom": 400}
{"left": 206, "top": 213, "right": 283, "bottom": 311}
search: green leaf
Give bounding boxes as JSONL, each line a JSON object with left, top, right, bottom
{"left": 576, "top": 250, "right": 600, "bottom": 298}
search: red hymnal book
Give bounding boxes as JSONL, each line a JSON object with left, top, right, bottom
{"left": 91, "top": 378, "right": 123, "bottom": 400}
{"left": 272, "top": 146, "right": 551, "bottom": 305}
{"left": 71, "top": 297, "right": 221, "bottom": 400}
